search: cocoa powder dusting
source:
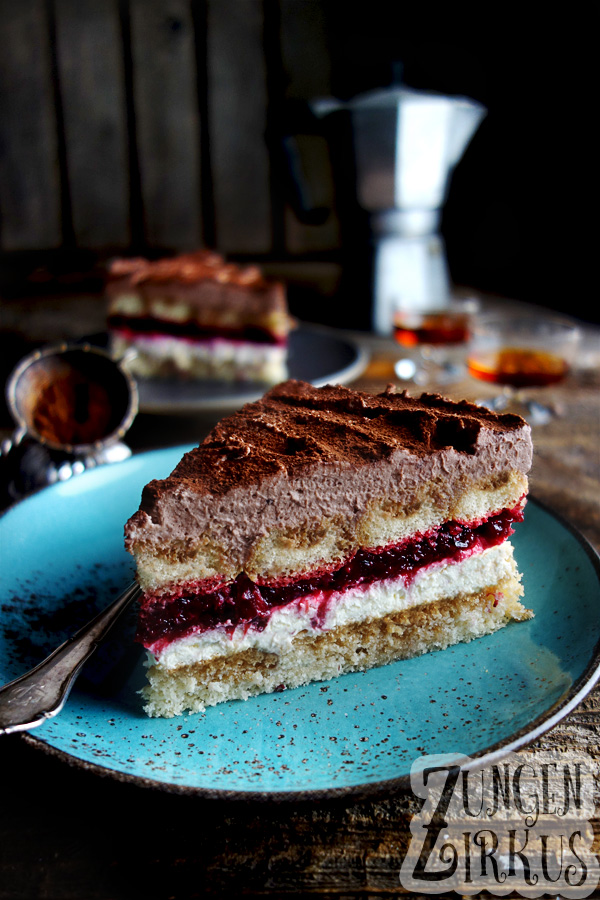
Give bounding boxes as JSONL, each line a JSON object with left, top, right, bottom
{"left": 32, "top": 372, "right": 113, "bottom": 446}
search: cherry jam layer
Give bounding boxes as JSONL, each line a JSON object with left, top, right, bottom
{"left": 108, "top": 316, "right": 286, "bottom": 346}
{"left": 137, "top": 505, "right": 524, "bottom": 653}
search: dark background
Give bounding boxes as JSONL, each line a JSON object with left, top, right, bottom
{"left": 0, "top": 2, "right": 595, "bottom": 328}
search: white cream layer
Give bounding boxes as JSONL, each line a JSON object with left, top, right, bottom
{"left": 153, "top": 542, "right": 517, "bottom": 671}
{"left": 112, "top": 332, "right": 287, "bottom": 381}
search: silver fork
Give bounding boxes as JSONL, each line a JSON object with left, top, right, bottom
{"left": 0, "top": 582, "right": 141, "bottom": 735}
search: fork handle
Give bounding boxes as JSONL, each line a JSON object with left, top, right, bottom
{"left": 0, "top": 581, "right": 142, "bottom": 736}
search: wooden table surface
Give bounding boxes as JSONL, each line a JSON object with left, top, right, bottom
{"left": 1, "top": 299, "right": 599, "bottom": 899}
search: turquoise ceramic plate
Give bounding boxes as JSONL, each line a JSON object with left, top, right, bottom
{"left": 1, "top": 447, "right": 600, "bottom": 800}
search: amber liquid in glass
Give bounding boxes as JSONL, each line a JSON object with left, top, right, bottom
{"left": 467, "top": 347, "right": 569, "bottom": 388}
{"left": 393, "top": 311, "right": 470, "bottom": 347}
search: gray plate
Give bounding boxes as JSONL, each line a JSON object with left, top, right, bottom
{"left": 135, "top": 323, "right": 369, "bottom": 414}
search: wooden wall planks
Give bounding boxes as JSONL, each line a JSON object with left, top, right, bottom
{"left": 206, "top": 0, "right": 271, "bottom": 255}
{"left": 280, "top": 0, "right": 332, "bottom": 101}
{"left": 130, "top": 0, "right": 202, "bottom": 251}
{"left": 53, "top": 0, "right": 130, "bottom": 248}
{"left": 278, "top": 0, "right": 340, "bottom": 255}
{"left": 0, "top": 0, "right": 340, "bottom": 259}
{"left": 0, "top": 0, "right": 62, "bottom": 250}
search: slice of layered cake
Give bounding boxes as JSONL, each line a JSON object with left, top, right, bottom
{"left": 125, "top": 380, "right": 533, "bottom": 717}
{"left": 107, "top": 250, "right": 291, "bottom": 383}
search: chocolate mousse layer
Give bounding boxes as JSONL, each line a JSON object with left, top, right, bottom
{"left": 125, "top": 381, "right": 532, "bottom": 583}
{"left": 106, "top": 250, "right": 288, "bottom": 330}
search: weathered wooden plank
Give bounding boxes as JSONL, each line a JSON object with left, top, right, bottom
{"left": 0, "top": 0, "right": 61, "bottom": 250}
{"left": 53, "top": 0, "right": 129, "bottom": 248}
{"left": 129, "top": 0, "right": 202, "bottom": 251}
{"left": 279, "top": 0, "right": 331, "bottom": 102}
{"left": 279, "top": 0, "right": 340, "bottom": 254}
{"left": 206, "top": 0, "right": 271, "bottom": 254}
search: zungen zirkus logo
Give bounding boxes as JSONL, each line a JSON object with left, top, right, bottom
{"left": 400, "top": 750, "right": 599, "bottom": 897}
